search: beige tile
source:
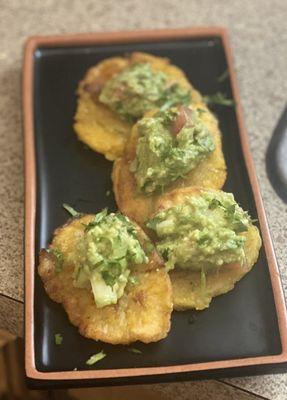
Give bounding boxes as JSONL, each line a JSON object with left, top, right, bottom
{"left": 69, "top": 380, "right": 264, "bottom": 400}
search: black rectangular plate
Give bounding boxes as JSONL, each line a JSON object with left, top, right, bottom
{"left": 32, "top": 35, "right": 283, "bottom": 386}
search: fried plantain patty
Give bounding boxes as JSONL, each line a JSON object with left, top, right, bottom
{"left": 112, "top": 102, "right": 227, "bottom": 226}
{"left": 74, "top": 52, "right": 199, "bottom": 160}
{"left": 38, "top": 215, "right": 173, "bottom": 344}
{"left": 150, "top": 187, "right": 261, "bottom": 310}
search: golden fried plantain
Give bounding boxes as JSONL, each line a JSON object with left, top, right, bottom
{"left": 112, "top": 103, "right": 227, "bottom": 226}
{"left": 38, "top": 215, "right": 173, "bottom": 344}
{"left": 151, "top": 187, "right": 262, "bottom": 310}
{"left": 74, "top": 52, "right": 200, "bottom": 160}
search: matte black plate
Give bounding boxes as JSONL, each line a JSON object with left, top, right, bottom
{"left": 32, "top": 35, "right": 282, "bottom": 386}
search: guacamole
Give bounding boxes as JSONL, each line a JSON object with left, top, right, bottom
{"left": 131, "top": 107, "right": 215, "bottom": 194}
{"left": 72, "top": 209, "right": 148, "bottom": 307}
{"left": 99, "top": 63, "right": 191, "bottom": 122}
{"left": 146, "top": 191, "right": 251, "bottom": 271}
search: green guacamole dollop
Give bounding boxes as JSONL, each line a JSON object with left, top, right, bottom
{"left": 99, "top": 63, "right": 191, "bottom": 122}
{"left": 146, "top": 191, "right": 251, "bottom": 271}
{"left": 72, "top": 209, "right": 148, "bottom": 308}
{"left": 131, "top": 108, "right": 215, "bottom": 194}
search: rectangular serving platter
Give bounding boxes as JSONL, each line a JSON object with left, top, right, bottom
{"left": 23, "top": 27, "right": 287, "bottom": 387}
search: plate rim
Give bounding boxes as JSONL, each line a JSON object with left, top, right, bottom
{"left": 23, "top": 26, "right": 287, "bottom": 381}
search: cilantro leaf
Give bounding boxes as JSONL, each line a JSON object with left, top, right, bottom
{"left": 128, "top": 347, "right": 142, "bottom": 354}
{"left": 233, "top": 220, "right": 248, "bottom": 233}
{"left": 128, "top": 275, "right": 139, "bottom": 286}
{"left": 101, "top": 264, "right": 122, "bottom": 287}
{"left": 84, "top": 208, "right": 108, "bottom": 231}
{"left": 217, "top": 69, "right": 229, "bottom": 83}
{"left": 86, "top": 351, "right": 106, "bottom": 366}
{"left": 159, "top": 84, "right": 191, "bottom": 111}
{"left": 200, "top": 269, "right": 206, "bottom": 291}
{"left": 146, "top": 217, "right": 160, "bottom": 231}
{"left": 63, "top": 203, "right": 79, "bottom": 217}
{"left": 54, "top": 333, "right": 63, "bottom": 345}
{"left": 203, "top": 92, "right": 234, "bottom": 107}
{"left": 197, "top": 235, "right": 210, "bottom": 246}
{"left": 208, "top": 198, "right": 222, "bottom": 210}
{"left": 145, "top": 241, "right": 155, "bottom": 255}
{"left": 46, "top": 248, "right": 64, "bottom": 272}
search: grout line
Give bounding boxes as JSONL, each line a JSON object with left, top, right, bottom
{"left": 217, "top": 379, "right": 270, "bottom": 400}
{"left": 0, "top": 292, "right": 23, "bottom": 305}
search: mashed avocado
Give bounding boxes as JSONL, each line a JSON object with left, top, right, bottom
{"left": 72, "top": 209, "right": 148, "bottom": 307}
{"left": 146, "top": 191, "right": 251, "bottom": 271}
{"left": 99, "top": 63, "right": 191, "bottom": 122}
{"left": 131, "top": 107, "right": 215, "bottom": 194}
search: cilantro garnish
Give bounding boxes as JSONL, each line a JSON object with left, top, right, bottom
{"left": 46, "top": 248, "right": 64, "bottom": 272}
{"left": 128, "top": 275, "right": 139, "bottom": 286}
{"left": 63, "top": 203, "right": 79, "bottom": 217}
{"left": 128, "top": 347, "right": 142, "bottom": 354}
{"left": 217, "top": 69, "right": 229, "bottom": 83}
{"left": 54, "top": 333, "right": 63, "bottom": 345}
{"left": 208, "top": 198, "right": 249, "bottom": 233}
{"left": 101, "top": 264, "right": 123, "bottom": 287}
{"left": 200, "top": 269, "right": 206, "bottom": 291}
{"left": 86, "top": 351, "right": 106, "bottom": 366}
{"left": 84, "top": 208, "right": 108, "bottom": 231}
{"left": 160, "top": 84, "right": 191, "bottom": 111}
{"left": 145, "top": 241, "right": 155, "bottom": 255}
{"left": 203, "top": 92, "right": 234, "bottom": 107}
{"left": 146, "top": 217, "right": 160, "bottom": 231}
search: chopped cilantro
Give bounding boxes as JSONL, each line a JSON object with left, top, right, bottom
{"left": 86, "top": 351, "right": 106, "bottom": 366}
{"left": 128, "top": 275, "right": 139, "bottom": 286}
{"left": 200, "top": 269, "right": 206, "bottom": 291}
{"left": 46, "top": 248, "right": 64, "bottom": 272}
{"left": 128, "top": 347, "right": 142, "bottom": 354}
{"left": 102, "top": 264, "right": 123, "bottom": 287}
{"left": 203, "top": 92, "right": 234, "bottom": 107}
{"left": 209, "top": 198, "right": 222, "bottom": 210}
{"left": 208, "top": 198, "right": 248, "bottom": 233}
{"left": 146, "top": 217, "right": 160, "bottom": 231}
{"left": 76, "top": 210, "right": 147, "bottom": 307}
{"left": 84, "top": 208, "right": 108, "bottom": 231}
{"left": 160, "top": 85, "right": 191, "bottom": 111}
{"left": 145, "top": 241, "right": 155, "bottom": 255}
{"left": 54, "top": 333, "right": 63, "bottom": 345}
{"left": 233, "top": 220, "right": 249, "bottom": 233}
{"left": 217, "top": 69, "right": 229, "bottom": 83}
{"left": 197, "top": 235, "right": 210, "bottom": 246}
{"left": 63, "top": 203, "right": 79, "bottom": 217}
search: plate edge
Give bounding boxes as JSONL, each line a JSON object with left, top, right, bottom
{"left": 22, "top": 26, "right": 287, "bottom": 381}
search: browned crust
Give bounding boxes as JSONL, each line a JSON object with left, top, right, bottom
{"left": 23, "top": 27, "right": 287, "bottom": 381}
